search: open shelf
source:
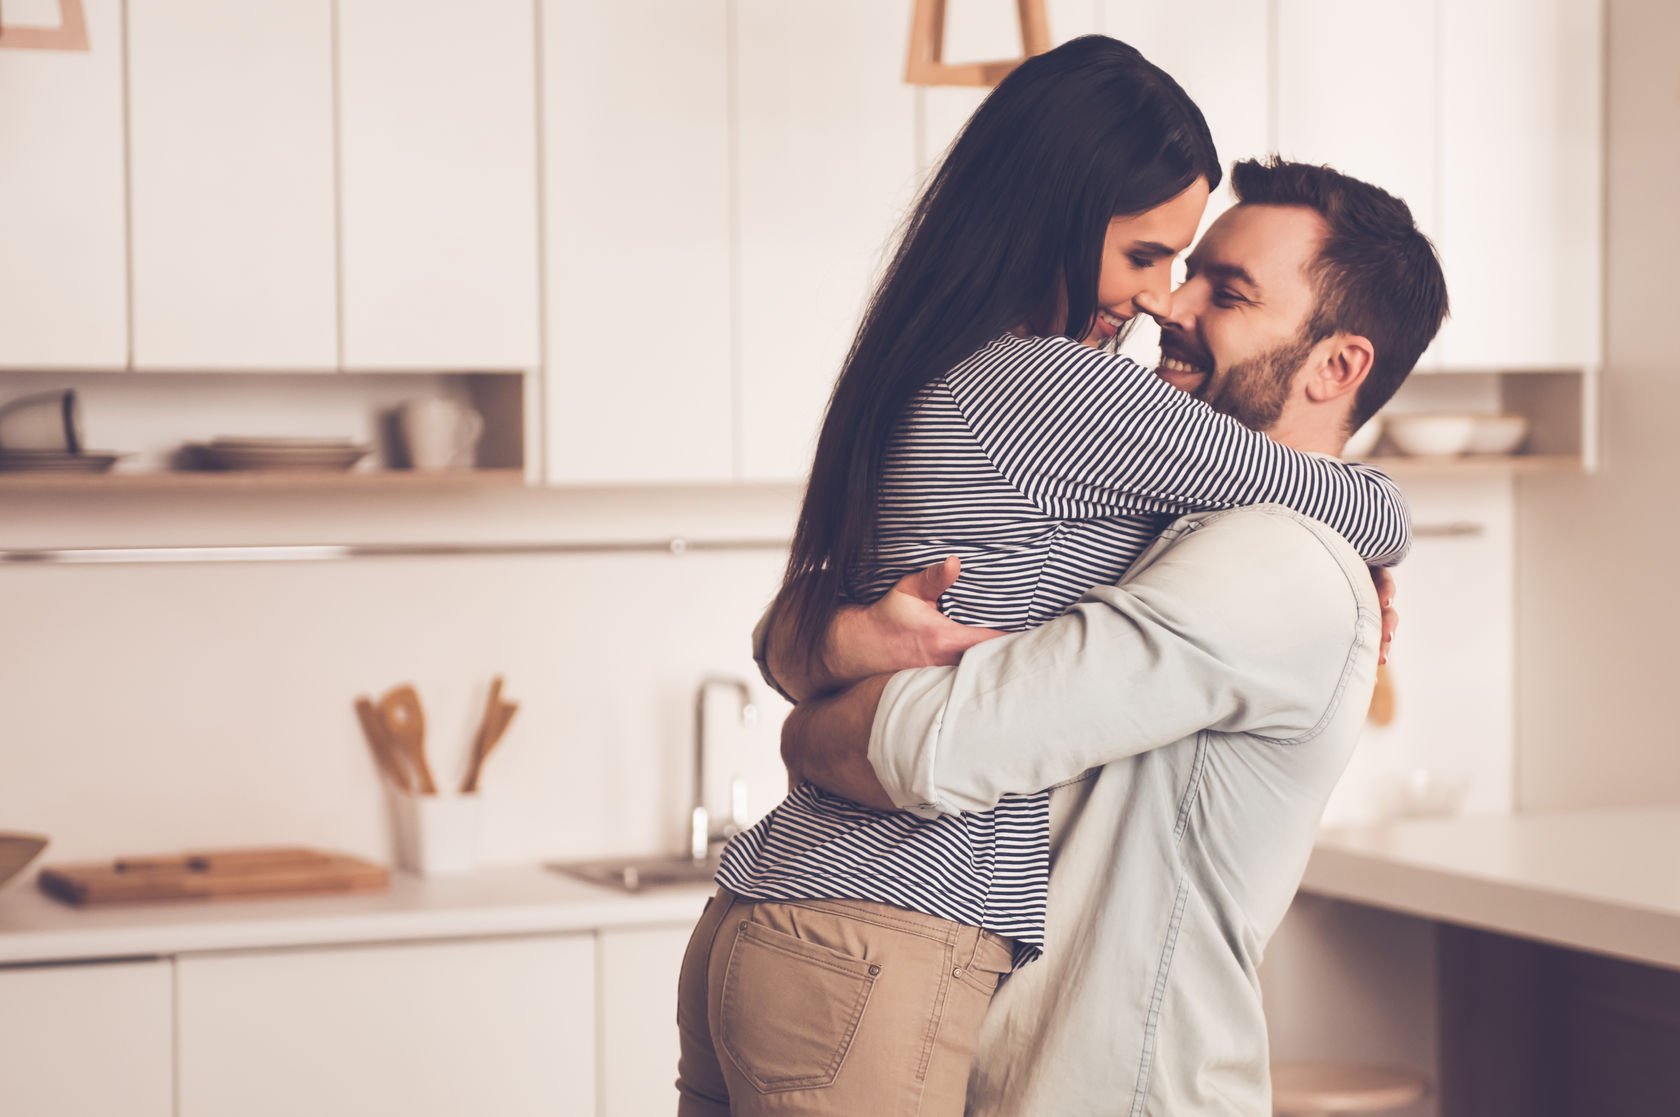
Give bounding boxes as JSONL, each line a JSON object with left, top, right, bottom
{"left": 1357, "top": 454, "right": 1583, "bottom": 476}
{"left": 0, "top": 468, "right": 528, "bottom": 492}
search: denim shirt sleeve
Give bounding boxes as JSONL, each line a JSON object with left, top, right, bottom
{"left": 868, "top": 505, "right": 1381, "bottom": 817}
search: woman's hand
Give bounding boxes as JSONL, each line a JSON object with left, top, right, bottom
{"left": 825, "top": 557, "right": 1004, "bottom": 679}
{"left": 1371, "top": 567, "right": 1399, "bottom": 665}
{"left": 766, "top": 558, "right": 1005, "bottom": 703}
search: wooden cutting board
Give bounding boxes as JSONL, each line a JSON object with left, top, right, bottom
{"left": 38, "top": 846, "right": 390, "bottom": 906}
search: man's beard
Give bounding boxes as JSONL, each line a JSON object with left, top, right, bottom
{"left": 1199, "top": 331, "right": 1316, "bottom": 431}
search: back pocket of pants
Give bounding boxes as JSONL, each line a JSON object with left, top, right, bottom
{"left": 718, "top": 919, "right": 879, "bottom": 1093}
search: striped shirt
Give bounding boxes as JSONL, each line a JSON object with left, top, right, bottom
{"left": 716, "top": 333, "right": 1410, "bottom": 962}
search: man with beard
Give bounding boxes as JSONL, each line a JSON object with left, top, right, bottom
{"left": 764, "top": 158, "right": 1449, "bottom": 1114}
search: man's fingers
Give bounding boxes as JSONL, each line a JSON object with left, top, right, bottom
{"left": 910, "top": 555, "right": 962, "bottom": 603}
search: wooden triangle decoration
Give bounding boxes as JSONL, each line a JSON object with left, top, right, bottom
{"left": 905, "top": 0, "right": 1051, "bottom": 88}
{"left": 0, "top": 0, "right": 90, "bottom": 52}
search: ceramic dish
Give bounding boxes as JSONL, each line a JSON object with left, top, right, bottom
{"left": 1466, "top": 414, "right": 1529, "bottom": 455}
{"left": 0, "top": 450, "right": 123, "bottom": 473}
{"left": 185, "top": 441, "right": 370, "bottom": 472}
{"left": 1385, "top": 413, "right": 1476, "bottom": 457}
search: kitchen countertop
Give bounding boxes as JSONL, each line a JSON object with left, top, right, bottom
{"left": 0, "top": 864, "right": 712, "bottom": 966}
{"left": 1302, "top": 805, "right": 1680, "bottom": 972}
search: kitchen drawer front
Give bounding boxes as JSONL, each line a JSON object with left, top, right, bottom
{"left": 176, "top": 933, "right": 596, "bottom": 1117}
{"left": 0, "top": 957, "right": 174, "bottom": 1117}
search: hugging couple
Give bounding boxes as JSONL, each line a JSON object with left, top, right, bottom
{"left": 676, "top": 34, "right": 1445, "bottom": 1117}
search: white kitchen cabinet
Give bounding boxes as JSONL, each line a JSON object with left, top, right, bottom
{"left": 540, "top": 0, "right": 733, "bottom": 484}
{"left": 0, "top": 0, "right": 126, "bottom": 368}
{"left": 176, "top": 934, "right": 596, "bottom": 1117}
{"left": 1275, "top": 0, "right": 1439, "bottom": 248}
{"left": 1436, "top": 0, "right": 1602, "bottom": 370}
{"left": 733, "top": 0, "right": 923, "bottom": 481}
{"left": 597, "top": 923, "right": 696, "bottom": 1117}
{"left": 0, "top": 958, "right": 174, "bottom": 1117}
{"left": 336, "top": 0, "right": 541, "bottom": 371}
{"left": 127, "top": 0, "right": 338, "bottom": 370}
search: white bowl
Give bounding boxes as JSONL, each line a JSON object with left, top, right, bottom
{"left": 1379, "top": 768, "right": 1471, "bottom": 819}
{"left": 1385, "top": 413, "right": 1477, "bottom": 458}
{"left": 1466, "top": 413, "right": 1529, "bottom": 456}
{"left": 1341, "top": 417, "right": 1384, "bottom": 460}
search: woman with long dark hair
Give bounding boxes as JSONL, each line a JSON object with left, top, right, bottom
{"left": 676, "top": 36, "right": 1410, "bottom": 1116}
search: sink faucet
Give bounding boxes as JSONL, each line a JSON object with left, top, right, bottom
{"left": 690, "top": 676, "right": 757, "bottom": 864}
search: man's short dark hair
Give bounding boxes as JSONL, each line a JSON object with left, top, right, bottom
{"left": 1231, "top": 157, "right": 1449, "bottom": 429}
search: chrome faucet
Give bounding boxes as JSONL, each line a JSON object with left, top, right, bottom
{"left": 690, "top": 676, "right": 757, "bottom": 864}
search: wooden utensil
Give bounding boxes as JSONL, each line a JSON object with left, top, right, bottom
{"left": 461, "top": 678, "right": 518, "bottom": 794}
{"left": 1368, "top": 663, "right": 1396, "bottom": 726}
{"left": 354, "top": 695, "right": 412, "bottom": 792}
{"left": 378, "top": 684, "right": 437, "bottom": 794}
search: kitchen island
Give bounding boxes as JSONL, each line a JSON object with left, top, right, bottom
{"left": 1299, "top": 805, "right": 1680, "bottom": 1117}
{"left": 1302, "top": 804, "right": 1680, "bottom": 972}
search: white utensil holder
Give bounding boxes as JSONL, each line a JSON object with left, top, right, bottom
{"left": 388, "top": 788, "right": 483, "bottom": 875}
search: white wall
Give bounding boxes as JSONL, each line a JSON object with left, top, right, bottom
{"left": 0, "top": 487, "right": 801, "bottom": 864}
{"left": 1514, "top": 0, "right": 1680, "bottom": 809}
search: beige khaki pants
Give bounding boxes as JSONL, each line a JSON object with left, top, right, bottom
{"left": 676, "top": 888, "right": 1014, "bottom": 1116}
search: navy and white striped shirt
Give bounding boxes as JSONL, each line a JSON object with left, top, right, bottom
{"left": 716, "top": 333, "right": 1410, "bottom": 962}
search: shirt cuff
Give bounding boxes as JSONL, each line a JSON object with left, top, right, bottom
{"left": 867, "top": 665, "right": 958, "bottom": 820}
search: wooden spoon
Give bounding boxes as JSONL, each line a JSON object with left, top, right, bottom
{"left": 378, "top": 684, "right": 437, "bottom": 794}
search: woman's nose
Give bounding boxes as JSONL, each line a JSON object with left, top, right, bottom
{"left": 1134, "top": 285, "right": 1173, "bottom": 323}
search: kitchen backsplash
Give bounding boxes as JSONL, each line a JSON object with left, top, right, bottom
{"left": 1, "top": 479, "right": 1514, "bottom": 863}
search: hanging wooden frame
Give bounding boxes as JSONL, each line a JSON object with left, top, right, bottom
{"left": 0, "top": 0, "right": 90, "bottom": 52}
{"left": 905, "top": 0, "right": 1050, "bottom": 88}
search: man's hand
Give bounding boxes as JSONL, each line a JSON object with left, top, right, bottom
{"left": 781, "top": 675, "right": 897, "bottom": 809}
{"left": 766, "top": 558, "right": 1004, "bottom": 703}
{"left": 1371, "top": 567, "right": 1399, "bottom": 665}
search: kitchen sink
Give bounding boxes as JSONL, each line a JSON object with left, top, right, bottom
{"left": 546, "top": 853, "right": 720, "bottom": 893}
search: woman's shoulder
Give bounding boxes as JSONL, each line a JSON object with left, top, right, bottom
{"left": 945, "top": 332, "right": 1151, "bottom": 397}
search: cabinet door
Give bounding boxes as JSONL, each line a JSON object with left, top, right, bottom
{"left": 1274, "top": 0, "right": 1441, "bottom": 369}
{"left": 734, "top": 0, "right": 922, "bottom": 481}
{"left": 598, "top": 923, "right": 696, "bottom": 1117}
{"left": 540, "top": 0, "right": 732, "bottom": 483}
{"left": 0, "top": 0, "right": 126, "bottom": 368}
{"left": 128, "top": 0, "right": 338, "bottom": 370}
{"left": 1436, "top": 0, "right": 1602, "bottom": 370}
{"left": 177, "top": 935, "right": 596, "bottom": 1117}
{"left": 0, "top": 959, "right": 174, "bottom": 1117}
{"left": 337, "top": 0, "right": 541, "bottom": 370}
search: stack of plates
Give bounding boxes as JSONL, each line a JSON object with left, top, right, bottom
{"left": 186, "top": 437, "right": 371, "bottom": 472}
{"left": 0, "top": 449, "right": 123, "bottom": 473}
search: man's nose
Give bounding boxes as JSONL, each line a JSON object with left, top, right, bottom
{"left": 1152, "top": 280, "right": 1203, "bottom": 335}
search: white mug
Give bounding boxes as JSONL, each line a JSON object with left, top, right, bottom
{"left": 399, "top": 398, "right": 483, "bottom": 471}
{"left": 0, "top": 390, "right": 82, "bottom": 453}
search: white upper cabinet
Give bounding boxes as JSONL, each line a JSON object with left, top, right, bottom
{"left": 1436, "top": 0, "right": 1602, "bottom": 370}
{"left": 734, "top": 0, "right": 922, "bottom": 482}
{"left": 1275, "top": 0, "right": 1439, "bottom": 238}
{"left": 1275, "top": 1, "right": 1442, "bottom": 370}
{"left": 0, "top": 959, "right": 174, "bottom": 1117}
{"left": 128, "top": 0, "right": 338, "bottom": 370}
{"left": 540, "top": 0, "right": 733, "bottom": 483}
{"left": 0, "top": 0, "right": 126, "bottom": 368}
{"left": 336, "top": 0, "right": 540, "bottom": 371}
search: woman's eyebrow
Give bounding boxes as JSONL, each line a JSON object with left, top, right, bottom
{"left": 1130, "top": 240, "right": 1178, "bottom": 258}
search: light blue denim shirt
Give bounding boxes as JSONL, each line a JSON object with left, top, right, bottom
{"left": 868, "top": 504, "right": 1381, "bottom": 1116}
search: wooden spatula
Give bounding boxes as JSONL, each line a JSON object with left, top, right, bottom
{"left": 378, "top": 684, "right": 437, "bottom": 794}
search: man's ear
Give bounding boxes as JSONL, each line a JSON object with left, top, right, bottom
{"left": 1306, "top": 333, "right": 1374, "bottom": 403}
